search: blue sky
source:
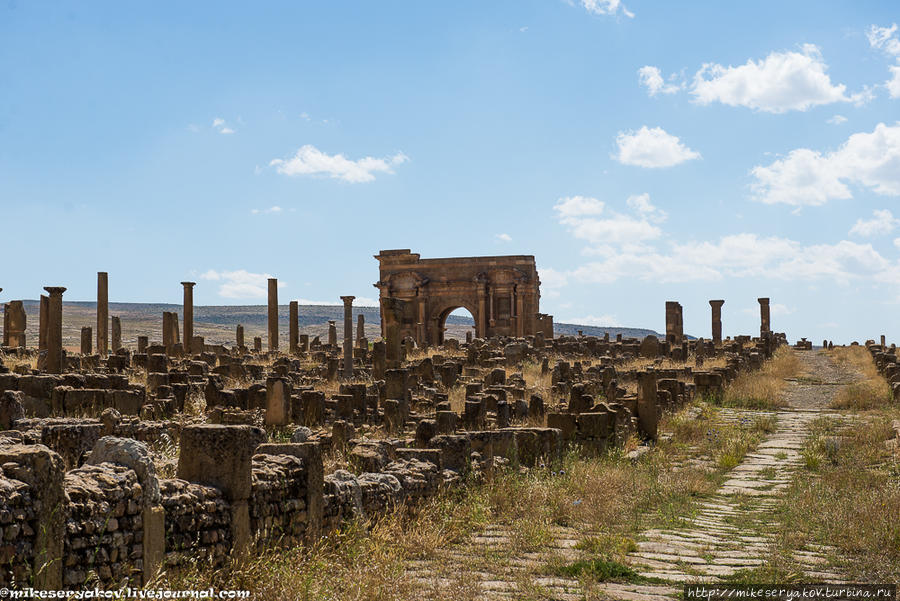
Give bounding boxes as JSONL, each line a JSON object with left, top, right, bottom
{"left": 2, "top": 1, "right": 899, "bottom": 343}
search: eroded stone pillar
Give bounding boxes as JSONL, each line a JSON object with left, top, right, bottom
{"left": 39, "top": 295, "right": 48, "bottom": 351}
{"left": 267, "top": 278, "right": 278, "bottom": 351}
{"left": 709, "top": 300, "right": 724, "bottom": 346}
{"left": 665, "top": 301, "right": 683, "bottom": 345}
{"left": 340, "top": 296, "right": 355, "bottom": 379}
{"left": 758, "top": 297, "right": 770, "bottom": 336}
{"left": 289, "top": 301, "right": 299, "bottom": 354}
{"left": 182, "top": 281, "right": 195, "bottom": 354}
{"left": 236, "top": 324, "right": 244, "bottom": 349}
{"left": 111, "top": 316, "right": 121, "bottom": 352}
{"left": 80, "top": 326, "right": 92, "bottom": 355}
{"left": 97, "top": 272, "right": 108, "bottom": 356}
{"left": 356, "top": 314, "right": 365, "bottom": 347}
{"left": 637, "top": 370, "right": 658, "bottom": 441}
{"left": 44, "top": 287, "right": 66, "bottom": 373}
{"left": 328, "top": 320, "right": 337, "bottom": 347}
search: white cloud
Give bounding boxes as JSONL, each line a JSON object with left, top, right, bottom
{"left": 849, "top": 209, "right": 900, "bottom": 237}
{"left": 294, "top": 296, "right": 380, "bottom": 307}
{"left": 752, "top": 122, "right": 900, "bottom": 206}
{"left": 496, "top": 233, "right": 512, "bottom": 242}
{"left": 219, "top": 127, "right": 235, "bottom": 135}
{"left": 638, "top": 66, "right": 681, "bottom": 96}
{"left": 827, "top": 114, "right": 847, "bottom": 125}
{"left": 270, "top": 145, "right": 408, "bottom": 183}
{"left": 212, "top": 118, "right": 225, "bottom": 128}
{"left": 539, "top": 267, "right": 568, "bottom": 291}
{"left": 626, "top": 193, "right": 667, "bottom": 223}
{"left": 553, "top": 196, "right": 605, "bottom": 218}
{"left": 561, "top": 314, "right": 622, "bottom": 327}
{"left": 868, "top": 24, "right": 900, "bottom": 57}
{"left": 615, "top": 126, "right": 700, "bottom": 168}
{"left": 212, "top": 117, "right": 235, "bottom": 134}
{"left": 887, "top": 65, "right": 900, "bottom": 99}
{"left": 580, "top": 0, "right": 633, "bottom": 18}
{"left": 690, "top": 44, "right": 857, "bottom": 113}
{"left": 200, "top": 269, "right": 285, "bottom": 299}
{"left": 251, "top": 206, "right": 283, "bottom": 215}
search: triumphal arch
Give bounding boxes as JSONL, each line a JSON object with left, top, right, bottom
{"left": 374, "top": 249, "right": 553, "bottom": 346}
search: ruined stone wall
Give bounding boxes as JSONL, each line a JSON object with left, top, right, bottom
{"left": 160, "top": 478, "right": 232, "bottom": 570}
{"left": 250, "top": 453, "right": 310, "bottom": 549}
{"left": 0, "top": 467, "right": 36, "bottom": 587}
{"left": 63, "top": 463, "right": 143, "bottom": 587}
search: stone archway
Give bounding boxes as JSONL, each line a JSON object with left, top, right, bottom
{"left": 434, "top": 305, "right": 478, "bottom": 345}
{"left": 374, "top": 249, "right": 553, "bottom": 346}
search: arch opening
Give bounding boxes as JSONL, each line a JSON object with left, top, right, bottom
{"left": 438, "top": 306, "right": 476, "bottom": 344}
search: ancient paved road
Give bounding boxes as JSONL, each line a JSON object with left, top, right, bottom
{"left": 408, "top": 351, "right": 861, "bottom": 600}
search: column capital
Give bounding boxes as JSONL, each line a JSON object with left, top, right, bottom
{"left": 340, "top": 295, "right": 355, "bottom": 305}
{"left": 181, "top": 281, "right": 196, "bottom": 287}
{"left": 709, "top": 299, "right": 725, "bottom": 307}
{"left": 757, "top": 297, "right": 770, "bottom": 304}
{"left": 43, "top": 287, "right": 66, "bottom": 296}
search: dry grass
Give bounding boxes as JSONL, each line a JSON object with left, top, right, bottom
{"left": 769, "top": 411, "right": 900, "bottom": 582}
{"left": 720, "top": 346, "right": 801, "bottom": 409}
{"left": 154, "top": 390, "right": 776, "bottom": 599}
{"left": 829, "top": 346, "right": 892, "bottom": 410}
{"left": 0, "top": 350, "right": 37, "bottom": 371}
{"left": 616, "top": 355, "right": 727, "bottom": 373}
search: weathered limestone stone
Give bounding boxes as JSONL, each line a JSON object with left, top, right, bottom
{"left": 299, "top": 333, "right": 309, "bottom": 353}
{"left": 265, "top": 377, "right": 291, "bottom": 426}
{"left": 182, "top": 281, "right": 195, "bottom": 353}
{"left": 289, "top": 300, "right": 299, "bottom": 354}
{"left": 301, "top": 390, "right": 325, "bottom": 426}
{"left": 97, "top": 272, "right": 108, "bottom": 356}
{"left": 0, "top": 390, "right": 25, "bottom": 429}
{"left": 177, "top": 425, "right": 267, "bottom": 555}
{"left": 44, "top": 287, "right": 66, "bottom": 373}
{"left": 254, "top": 337, "right": 262, "bottom": 352}
{"left": 254, "top": 442, "right": 323, "bottom": 541}
{"left": 341, "top": 296, "right": 355, "bottom": 379}
{"left": 111, "top": 316, "right": 121, "bottom": 352}
{"left": 328, "top": 320, "right": 337, "bottom": 347}
{"left": 236, "top": 324, "right": 245, "bottom": 348}
{"left": 162, "top": 311, "right": 180, "bottom": 355}
{"left": 137, "top": 335, "right": 148, "bottom": 354}
{"left": 88, "top": 436, "right": 161, "bottom": 506}
{"left": 80, "top": 326, "right": 92, "bottom": 355}
{"left": 709, "top": 299, "right": 724, "bottom": 345}
{"left": 267, "top": 278, "right": 278, "bottom": 351}
{"left": 372, "top": 340, "right": 386, "bottom": 379}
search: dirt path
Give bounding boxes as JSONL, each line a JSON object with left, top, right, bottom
{"left": 408, "top": 351, "right": 862, "bottom": 600}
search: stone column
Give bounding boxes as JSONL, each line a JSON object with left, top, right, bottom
{"left": 328, "top": 320, "right": 337, "bottom": 347}
{"left": 758, "top": 297, "right": 770, "bottom": 336}
{"left": 236, "top": 324, "right": 244, "bottom": 348}
{"left": 80, "top": 326, "right": 92, "bottom": 355}
{"left": 289, "top": 301, "right": 299, "bottom": 354}
{"left": 39, "top": 294, "right": 49, "bottom": 351}
{"left": 709, "top": 300, "right": 724, "bottom": 346}
{"left": 340, "top": 296, "right": 355, "bottom": 379}
{"left": 44, "top": 287, "right": 66, "bottom": 374}
{"left": 267, "top": 278, "right": 278, "bottom": 351}
{"left": 636, "top": 370, "right": 658, "bottom": 441}
{"left": 111, "top": 316, "right": 122, "bottom": 352}
{"left": 181, "top": 281, "right": 195, "bottom": 354}
{"left": 97, "top": 272, "right": 108, "bottom": 356}
{"left": 356, "top": 314, "right": 365, "bottom": 347}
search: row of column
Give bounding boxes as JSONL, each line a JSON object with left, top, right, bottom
{"left": 663, "top": 297, "right": 771, "bottom": 344}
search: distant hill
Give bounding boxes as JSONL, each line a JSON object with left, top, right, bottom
{"left": 6, "top": 301, "right": 672, "bottom": 349}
